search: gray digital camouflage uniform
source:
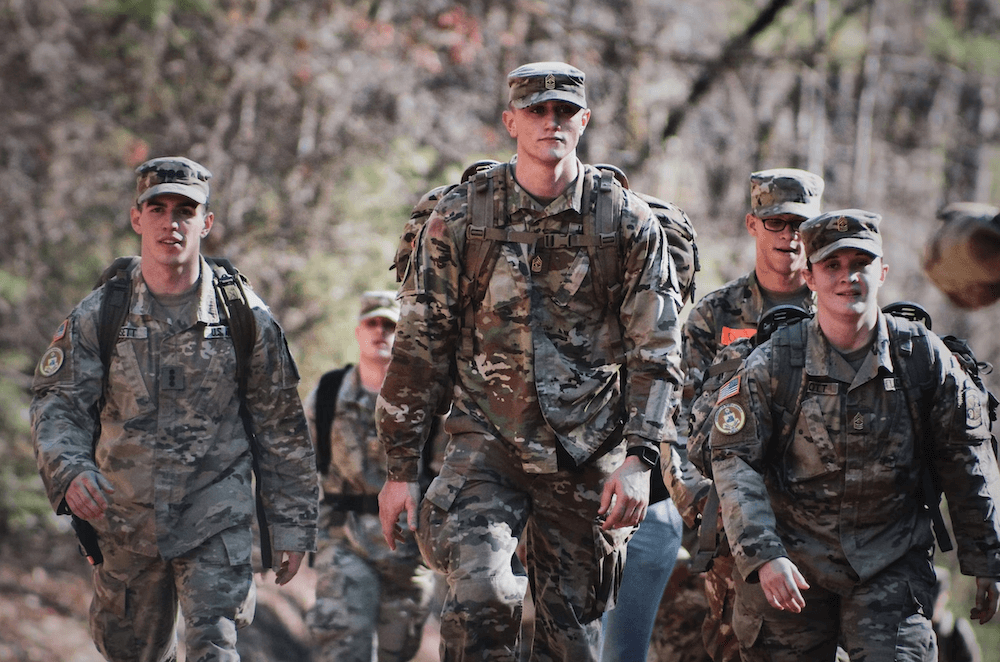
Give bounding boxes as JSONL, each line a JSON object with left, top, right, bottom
{"left": 304, "top": 365, "right": 438, "bottom": 662}
{"left": 376, "top": 160, "right": 683, "bottom": 662}
{"left": 660, "top": 271, "right": 813, "bottom": 662}
{"left": 31, "top": 257, "right": 319, "bottom": 662}
{"left": 710, "top": 313, "right": 1000, "bottom": 661}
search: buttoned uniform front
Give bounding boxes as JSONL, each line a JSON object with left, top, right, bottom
{"left": 376, "top": 160, "right": 683, "bottom": 661}
{"left": 304, "top": 365, "right": 435, "bottom": 662}
{"left": 709, "top": 313, "right": 1000, "bottom": 660}
{"left": 31, "top": 257, "right": 318, "bottom": 660}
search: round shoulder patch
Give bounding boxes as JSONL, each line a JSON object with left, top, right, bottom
{"left": 38, "top": 347, "right": 65, "bottom": 377}
{"left": 714, "top": 402, "right": 746, "bottom": 435}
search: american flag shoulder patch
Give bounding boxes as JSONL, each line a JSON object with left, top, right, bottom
{"left": 716, "top": 375, "right": 741, "bottom": 404}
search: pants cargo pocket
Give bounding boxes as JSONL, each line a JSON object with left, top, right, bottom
{"left": 732, "top": 573, "right": 765, "bottom": 648}
{"left": 582, "top": 523, "right": 631, "bottom": 622}
{"left": 90, "top": 568, "right": 138, "bottom": 661}
{"left": 417, "top": 464, "right": 467, "bottom": 574}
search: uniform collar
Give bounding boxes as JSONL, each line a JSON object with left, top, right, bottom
{"left": 506, "top": 158, "right": 586, "bottom": 218}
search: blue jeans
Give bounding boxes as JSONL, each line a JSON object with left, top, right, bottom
{"left": 599, "top": 498, "right": 683, "bottom": 662}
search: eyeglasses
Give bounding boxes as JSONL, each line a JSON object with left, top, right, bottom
{"left": 759, "top": 216, "right": 804, "bottom": 233}
{"left": 362, "top": 318, "right": 396, "bottom": 332}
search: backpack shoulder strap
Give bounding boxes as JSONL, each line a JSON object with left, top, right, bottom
{"left": 313, "top": 365, "right": 352, "bottom": 475}
{"left": 885, "top": 315, "right": 953, "bottom": 552}
{"left": 206, "top": 257, "right": 272, "bottom": 566}
{"left": 96, "top": 256, "right": 139, "bottom": 375}
{"left": 588, "top": 167, "right": 624, "bottom": 310}
{"left": 767, "top": 320, "right": 809, "bottom": 488}
{"left": 460, "top": 163, "right": 507, "bottom": 355}
{"left": 207, "top": 257, "right": 257, "bottom": 400}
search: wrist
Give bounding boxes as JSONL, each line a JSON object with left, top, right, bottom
{"left": 625, "top": 444, "right": 659, "bottom": 469}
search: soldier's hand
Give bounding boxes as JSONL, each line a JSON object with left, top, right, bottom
{"left": 759, "top": 557, "right": 809, "bottom": 613}
{"left": 66, "top": 470, "right": 114, "bottom": 521}
{"left": 599, "top": 455, "right": 650, "bottom": 531}
{"left": 971, "top": 577, "right": 1000, "bottom": 624}
{"left": 379, "top": 480, "right": 421, "bottom": 550}
{"left": 273, "top": 551, "right": 305, "bottom": 586}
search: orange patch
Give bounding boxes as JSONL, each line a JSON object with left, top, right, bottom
{"left": 721, "top": 327, "right": 755, "bottom": 346}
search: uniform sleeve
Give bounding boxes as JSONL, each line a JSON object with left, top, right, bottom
{"left": 710, "top": 346, "right": 789, "bottom": 581}
{"left": 927, "top": 339, "right": 1000, "bottom": 577}
{"left": 245, "top": 310, "right": 319, "bottom": 553}
{"left": 618, "top": 190, "right": 684, "bottom": 447}
{"left": 376, "top": 197, "right": 462, "bottom": 482}
{"left": 30, "top": 298, "right": 104, "bottom": 513}
{"left": 680, "top": 298, "right": 719, "bottom": 414}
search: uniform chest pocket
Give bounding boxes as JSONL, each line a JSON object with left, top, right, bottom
{"left": 181, "top": 336, "right": 240, "bottom": 415}
{"left": 783, "top": 397, "right": 840, "bottom": 484}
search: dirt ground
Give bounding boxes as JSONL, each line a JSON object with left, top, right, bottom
{"left": 0, "top": 528, "right": 443, "bottom": 662}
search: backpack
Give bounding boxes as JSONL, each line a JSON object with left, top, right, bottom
{"left": 768, "top": 303, "right": 998, "bottom": 553}
{"left": 395, "top": 161, "right": 698, "bottom": 358}
{"left": 79, "top": 256, "right": 274, "bottom": 567}
{"left": 312, "top": 364, "right": 440, "bottom": 515}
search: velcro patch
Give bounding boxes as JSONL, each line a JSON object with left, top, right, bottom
{"left": 714, "top": 402, "right": 746, "bottom": 435}
{"left": 38, "top": 347, "right": 65, "bottom": 377}
{"left": 118, "top": 326, "right": 149, "bottom": 340}
{"left": 205, "top": 324, "right": 231, "bottom": 339}
{"left": 716, "top": 375, "right": 740, "bottom": 404}
{"left": 52, "top": 320, "right": 68, "bottom": 342}
{"left": 721, "top": 327, "right": 756, "bottom": 346}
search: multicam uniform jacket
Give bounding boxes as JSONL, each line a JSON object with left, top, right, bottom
{"left": 711, "top": 314, "right": 1000, "bottom": 591}
{"left": 31, "top": 257, "right": 318, "bottom": 561}
{"left": 376, "top": 161, "right": 683, "bottom": 480}
{"left": 304, "top": 366, "right": 437, "bottom": 564}
{"left": 663, "top": 272, "right": 813, "bottom": 524}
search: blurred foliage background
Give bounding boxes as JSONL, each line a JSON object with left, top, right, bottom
{"left": 2, "top": 0, "right": 999, "bottom": 657}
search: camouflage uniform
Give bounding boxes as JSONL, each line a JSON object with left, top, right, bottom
{"left": 710, "top": 211, "right": 1000, "bottom": 661}
{"left": 32, "top": 183, "right": 318, "bottom": 660}
{"left": 303, "top": 362, "right": 437, "bottom": 662}
{"left": 660, "top": 168, "right": 822, "bottom": 662}
{"left": 376, "top": 137, "right": 683, "bottom": 660}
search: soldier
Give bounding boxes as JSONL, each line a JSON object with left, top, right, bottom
{"left": 661, "top": 167, "right": 823, "bottom": 662}
{"left": 376, "top": 61, "right": 684, "bottom": 660}
{"left": 710, "top": 209, "right": 1000, "bottom": 661}
{"left": 31, "top": 157, "right": 319, "bottom": 662}
{"left": 304, "top": 291, "right": 438, "bottom": 662}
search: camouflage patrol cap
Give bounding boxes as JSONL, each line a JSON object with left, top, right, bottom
{"left": 507, "top": 61, "right": 586, "bottom": 110}
{"left": 750, "top": 168, "right": 824, "bottom": 219}
{"left": 358, "top": 290, "right": 400, "bottom": 323}
{"left": 935, "top": 201, "right": 999, "bottom": 224}
{"left": 799, "top": 209, "right": 882, "bottom": 263}
{"left": 135, "top": 156, "right": 212, "bottom": 206}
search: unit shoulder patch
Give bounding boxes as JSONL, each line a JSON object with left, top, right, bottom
{"left": 38, "top": 347, "right": 65, "bottom": 377}
{"left": 714, "top": 402, "right": 746, "bottom": 435}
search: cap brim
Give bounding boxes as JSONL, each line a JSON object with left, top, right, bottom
{"left": 756, "top": 201, "right": 821, "bottom": 220}
{"left": 512, "top": 90, "right": 586, "bottom": 110}
{"left": 137, "top": 183, "right": 208, "bottom": 206}
{"left": 809, "top": 238, "right": 882, "bottom": 263}
{"left": 359, "top": 308, "right": 400, "bottom": 323}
